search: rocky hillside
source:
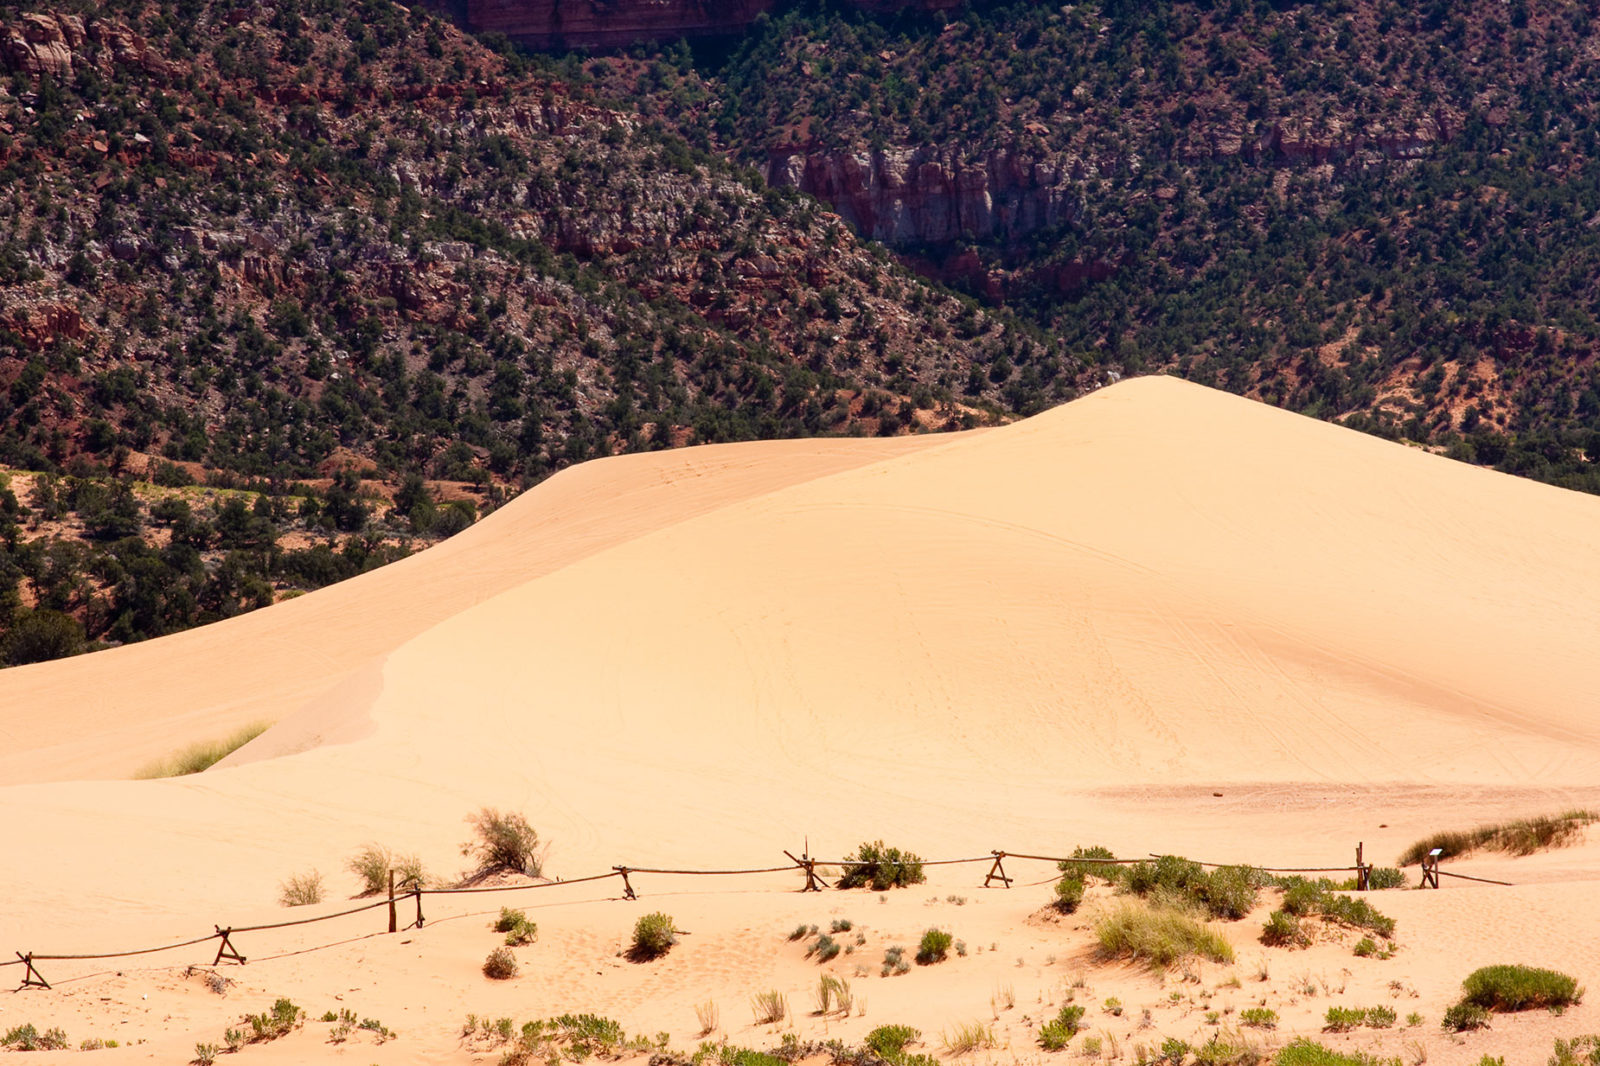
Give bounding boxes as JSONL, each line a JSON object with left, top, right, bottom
{"left": 0, "top": 0, "right": 1073, "bottom": 664}
{"left": 599, "top": 0, "right": 1600, "bottom": 494}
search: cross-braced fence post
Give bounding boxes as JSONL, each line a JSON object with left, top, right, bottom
{"left": 213, "top": 926, "right": 246, "bottom": 966}
{"left": 983, "top": 851, "right": 1012, "bottom": 888}
{"left": 784, "top": 849, "right": 830, "bottom": 891}
{"left": 614, "top": 866, "right": 637, "bottom": 900}
{"left": 1420, "top": 849, "right": 1441, "bottom": 889}
{"left": 16, "top": 952, "right": 50, "bottom": 989}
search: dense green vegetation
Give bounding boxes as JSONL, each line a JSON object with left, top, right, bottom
{"left": 609, "top": 0, "right": 1600, "bottom": 493}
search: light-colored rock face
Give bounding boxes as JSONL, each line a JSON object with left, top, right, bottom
{"left": 1, "top": 12, "right": 170, "bottom": 79}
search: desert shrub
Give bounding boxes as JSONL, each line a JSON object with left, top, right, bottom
{"left": 482, "top": 947, "right": 518, "bottom": 979}
{"left": 244, "top": 999, "right": 301, "bottom": 1042}
{"left": 1037, "top": 1004, "right": 1085, "bottom": 1050}
{"left": 1441, "top": 1002, "right": 1491, "bottom": 1031}
{"left": 809, "top": 933, "right": 842, "bottom": 961}
{"left": 278, "top": 871, "right": 323, "bottom": 907}
{"left": 1366, "top": 867, "right": 1405, "bottom": 890}
{"left": 788, "top": 923, "right": 814, "bottom": 941}
{"left": 1398, "top": 810, "right": 1597, "bottom": 865}
{"left": 1549, "top": 1035, "right": 1600, "bottom": 1066}
{"left": 1366, "top": 1006, "right": 1396, "bottom": 1028}
{"left": 348, "top": 844, "right": 425, "bottom": 895}
{"left": 1323, "top": 1007, "right": 1365, "bottom": 1032}
{"left": 630, "top": 911, "right": 677, "bottom": 959}
{"left": 1273, "top": 878, "right": 1395, "bottom": 937}
{"left": 881, "top": 945, "right": 910, "bottom": 976}
{"left": 1239, "top": 1008, "right": 1278, "bottom": 1029}
{"left": 1204, "top": 866, "right": 1265, "bottom": 920}
{"left": 1274, "top": 1039, "right": 1392, "bottom": 1066}
{"left": 866, "top": 1025, "right": 920, "bottom": 1059}
{"left": 194, "top": 1042, "right": 218, "bottom": 1065}
{"left": 837, "top": 840, "right": 925, "bottom": 890}
{"left": 1057, "top": 845, "right": 1120, "bottom": 882}
{"left": 831, "top": 918, "right": 853, "bottom": 932}
{"left": 1459, "top": 964, "right": 1583, "bottom": 1011}
{"left": 1054, "top": 872, "right": 1085, "bottom": 913}
{"left": 1260, "top": 910, "right": 1307, "bottom": 947}
{"left": 916, "top": 928, "right": 953, "bottom": 965}
{"left": 135, "top": 721, "right": 270, "bottom": 778}
{"left": 463, "top": 808, "right": 542, "bottom": 876}
{"left": 1193, "top": 1030, "right": 1265, "bottom": 1066}
{"left": 1095, "top": 902, "right": 1235, "bottom": 967}
{"left": 1126, "top": 855, "right": 1207, "bottom": 898}
{"left": 750, "top": 991, "right": 787, "bottom": 1024}
{"left": 496, "top": 909, "right": 537, "bottom": 947}
{"left": 3, "top": 1025, "right": 70, "bottom": 1051}
{"left": 1353, "top": 937, "right": 1378, "bottom": 957}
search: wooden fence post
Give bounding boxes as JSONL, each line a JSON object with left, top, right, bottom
{"left": 983, "top": 851, "right": 1013, "bottom": 888}
{"left": 412, "top": 885, "right": 426, "bottom": 928}
{"left": 16, "top": 952, "right": 50, "bottom": 989}
{"left": 1421, "top": 849, "right": 1441, "bottom": 889}
{"left": 784, "top": 849, "right": 830, "bottom": 891}
{"left": 387, "top": 869, "right": 397, "bottom": 934}
{"left": 212, "top": 926, "right": 246, "bottom": 966}
{"left": 614, "top": 866, "right": 637, "bottom": 900}
{"left": 1355, "top": 843, "right": 1369, "bottom": 891}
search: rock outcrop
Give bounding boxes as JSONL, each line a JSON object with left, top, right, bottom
{"left": 458, "top": 0, "right": 960, "bottom": 49}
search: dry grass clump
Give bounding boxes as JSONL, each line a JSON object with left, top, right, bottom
{"left": 277, "top": 870, "right": 323, "bottom": 907}
{"left": 1095, "top": 901, "right": 1235, "bottom": 967}
{"left": 134, "top": 722, "right": 270, "bottom": 779}
{"left": 348, "top": 844, "right": 426, "bottom": 895}
{"left": 750, "top": 991, "right": 788, "bottom": 1024}
{"left": 462, "top": 808, "right": 543, "bottom": 877}
{"left": 942, "top": 1022, "right": 997, "bottom": 1055}
{"left": 1398, "top": 810, "right": 1598, "bottom": 865}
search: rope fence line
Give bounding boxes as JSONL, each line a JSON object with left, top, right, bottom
{"left": 6, "top": 842, "right": 1502, "bottom": 990}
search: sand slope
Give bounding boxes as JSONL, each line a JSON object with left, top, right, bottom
{"left": 3, "top": 374, "right": 1599, "bottom": 958}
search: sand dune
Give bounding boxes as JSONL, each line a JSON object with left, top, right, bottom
{"left": 3, "top": 376, "right": 1599, "bottom": 1063}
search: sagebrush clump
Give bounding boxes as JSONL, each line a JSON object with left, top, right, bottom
{"left": 630, "top": 912, "right": 677, "bottom": 960}
{"left": 483, "top": 947, "right": 518, "bottom": 980}
{"left": 916, "top": 928, "right": 953, "bottom": 965}
{"left": 1458, "top": 964, "right": 1583, "bottom": 1012}
{"left": 495, "top": 907, "right": 538, "bottom": 946}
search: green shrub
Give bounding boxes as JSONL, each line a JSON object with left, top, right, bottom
{"left": 1323, "top": 1007, "right": 1365, "bottom": 1033}
{"left": 1239, "top": 1007, "right": 1277, "bottom": 1029}
{"left": 865, "top": 1025, "right": 920, "bottom": 1060}
{"left": 788, "top": 923, "right": 814, "bottom": 941}
{"left": 1366, "top": 867, "right": 1405, "bottom": 890}
{"left": 1260, "top": 910, "right": 1306, "bottom": 947}
{"left": 1274, "top": 1038, "right": 1393, "bottom": 1066}
{"left": 630, "top": 911, "right": 677, "bottom": 960}
{"left": 916, "top": 928, "right": 953, "bottom": 965}
{"left": 482, "top": 947, "right": 518, "bottom": 979}
{"left": 1459, "top": 964, "right": 1583, "bottom": 1011}
{"left": 1095, "top": 902, "right": 1234, "bottom": 967}
{"left": 1272, "top": 878, "right": 1395, "bottom": 937}
{"left": 244, "top": 999, "right": 301, "bottom": 1041}
{"left": 1037, "top": 1004, "right": 1085, "bottom": 1050}
{"left": 1366, "top": 1006, "right": 1396, "bottom": 1028}
{"left": 1549, "top": 1034, "right": 1600, "bottom": 1066}
{"left": 495, "top": 908, "right": 537, "bottom": 946}
{"left": 1441, "top": 1002, "right": 1491, "bottom": 1031}
{"left": 1193, "top": 1031, "right": 1264, "bottom": 1066}
{"left": 1054, "top": 872, "right": 1085, "bottom": 913}
{"left": 837, "top": 841, "right": 925, "bottom": 890}
{"left": 463, "top": 808, "right": 542, "bottom": 876}
{"left": 1057, "top": 845, "right": 1119, "bottom": 882}
{"left": 1398, "top": 810, "right": 1597, "bottom": 865}
{"left": 881, "top": 945, "right": 910, "bottom": 976}
{"left": 1353, "top": 937, "right": 1377, "bottom": 957}
{"left": 1204, "top": 865, "right": 1265, "bottom": 920}
{"left": 278, "top": 871, "right": 323, "bottom": 907}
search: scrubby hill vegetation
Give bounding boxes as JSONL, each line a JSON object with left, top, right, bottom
{"left": 601, "top": 0, "right": 1600, "bottom": 493}
{"left": 0, "top": 0, "right": 1063, "bottom": 663}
